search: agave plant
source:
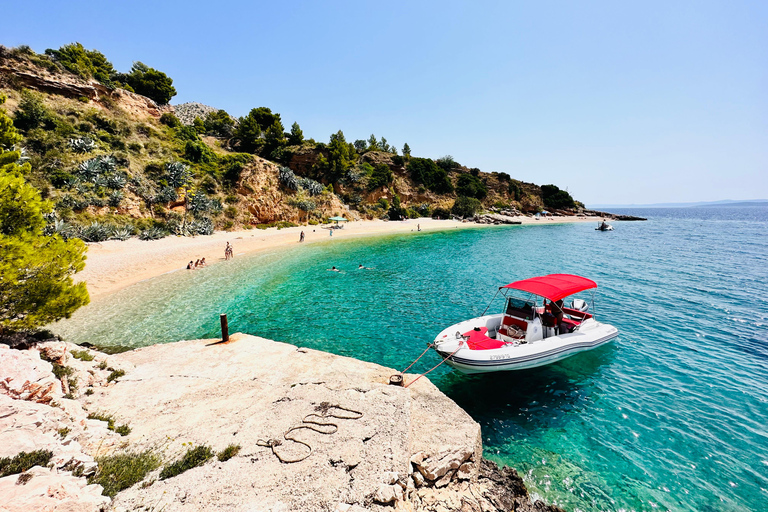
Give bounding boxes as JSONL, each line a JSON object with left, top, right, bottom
{"left": 153, "top": 186, "right": 178, "bottom": 204}
{"left": 108, "top": 190, "right": 124, "bottom": 207}
{"left": 297, "top": 177, "right": 323, "bottom": 196}
{"left": 13, "top": 145, "right": 30, "bottom": 164}
{"left": 80, "top": 222, "right": 112, "bottom": 242}
{"left": 164, "top": 161, "right": 191, "bottom": 189}
{"left": 104, "top": 172, "right": 127, "bottom": 190}
{"left": 110, "top": 226, "right": 133, "bottom": 241}
{"left": 68, "top": 137, "right": 97, "bottom": 154}
{"left": 189, "top": 218, "right": 214, "bottom": 236}
{"left": 278, "top": 166, "right": 299, "bottom": 190}
{"left": 51, "top": 220, "right": 81, "bottom": 240}
{"left": 138, "top": 227, "right": 167, "bottom": 241}
{"left": 77, "top": 158, "right": 102, "bottom": 182}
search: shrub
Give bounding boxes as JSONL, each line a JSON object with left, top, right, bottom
{"left": 217, "top": 444, "right": 241, "bottom": 462}
{"left": 451, "top": 196, "right": 482, "bottom": 218}
{"left": 164, "top": 161, "right": 191, "bottom": 188}
{"left": 14, "top": 91, "right": 54, "bottom": 132}
{"left": 88, "top": 450, "right": 161, "bottom": 497}
{"left": 0, "top": 450, "right": 53, "bottom": 477}
{"left": 497, "top": 172, "right": 511, "bottom": 181}
{"left": 71, "top": 349, "right": 94, "bottom": 361}
{"left": 160, "top": 113, "right": 181, "bottom": 128}
{"left": 368, "top": 163, "right": 393, "bottom": 191}
{"left": 184, "top": 140, "right": 216, "bottom": 163}
{"left": 508, "top": 181, "right": 522, "bottom": 201}
{"left": 435, "top": 155, "right": 460, "bottom": 172}
{"left": 407, "top": 158, "right": 453, "bottom": 194}
{"left": 107, "top": 369, "right": 125, "bottom": 382}
{"left": 224, "top": 206, "right": 237, "bottom": 219}
{"left": 110, "top": 226, "right": 132, "bottom": 241}
{"left": 456, "top": 173, "right": 487, "bottom": 200}
{"left": 159, "top": 445, "right": 214, "bottom": 480}
{"left": 86, "top": 411, "right": 131, "bottom": 436}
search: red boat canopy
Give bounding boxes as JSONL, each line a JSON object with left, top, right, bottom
{"left": 501, "top": 274, "right": 597, "bottom": 301}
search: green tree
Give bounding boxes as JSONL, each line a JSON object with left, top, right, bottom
{"left": 540, "top": 184, "right": 576, "bottom": 209}
{"left": 192, "top": 117, "right": 206, "bottom": 134}
{"left": 204, "top": 110, "right": 235, "bottom": 138}
{"left": 13, "top": 91, "right": 54, "bottom": 132}
{"left": 45, "top": 43, "right": 116, "bottom": 85}
{"left": 367, "top": 134, "right": 380, "bottom": 151}
{"left": 402, "top": 143, "right": 411, "bottom": 157}
{"left": 407, "top": 157, "right": 453, "bottom": 194}
{"left": 317, "top": 130, "right": 355, "bottom": 182}
{"left": 234, "top": 107, "right": 282, "bottom": 154}
{"left": 353, "top": 139, "right": 367, "bottom": 153}
{"left": 0, "top": 99, "right": 89, "bottom": 333}
{"left": 121, "top": 62, "right": 177, "bottom": 105}
{"left": 263, "top": 118, "right": 287, "bottom": 157}
{"left": 288, "top": 122, "right": 304, "bottom": 145}
{"left": 451, "top": 196, "right": 482, "bottom": 218}
{"left": 456, "top": 173, "right": 487, "bottom": 200}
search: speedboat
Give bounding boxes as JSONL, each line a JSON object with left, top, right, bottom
{"left": 432, "top": 274, "right": 618, "bottom": 374}
{"left": 596, "top": 220, "right": 614, "bottom": 231}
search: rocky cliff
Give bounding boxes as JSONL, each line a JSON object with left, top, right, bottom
{"left": 0, "top": 336, "right": 564, "bottom": 512}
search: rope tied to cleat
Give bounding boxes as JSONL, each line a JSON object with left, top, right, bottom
{"left": 396, "top": 341, "right": 463, "bottom": 389}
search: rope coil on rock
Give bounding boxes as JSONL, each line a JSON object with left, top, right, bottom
{"left": 257, "top": 402, "right": 363, "bottom": 464}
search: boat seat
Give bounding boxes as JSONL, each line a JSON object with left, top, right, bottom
{"left": 559, "top": 317, "right": 580, "bottom": 333}
{"left": 499, "top": 315, "right": 528, "bottom": 338}
{"left": 462, "top": 327, "right": 505, "bottom": 350}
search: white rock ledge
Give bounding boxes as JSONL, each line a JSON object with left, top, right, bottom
{"left": 1, "top": 335, "right": 563, "bottom": 512}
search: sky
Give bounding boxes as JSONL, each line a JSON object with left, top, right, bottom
{"left": 3, "top": 1, "right": 767, "bottom": 206}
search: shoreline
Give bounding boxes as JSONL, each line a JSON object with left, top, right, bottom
{"left": 79, "top": 215, "right": 604, "bottom": 301}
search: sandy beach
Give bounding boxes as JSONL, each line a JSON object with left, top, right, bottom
{"left": 79, "top": 215, "right": 602, "bottom": 300}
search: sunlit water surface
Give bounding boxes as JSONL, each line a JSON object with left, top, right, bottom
{"left": 55, "top": 208, "right": 768, "bottom": 511}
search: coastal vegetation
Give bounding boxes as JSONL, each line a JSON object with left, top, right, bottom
{"left": 159, "top": 444, "right": 214, "bottom": 480}
{"left": 89, "top": 450, "right": 161, "bottom": 497}
{"left": 0, "top": 449, "right": 53, "bottom": 477}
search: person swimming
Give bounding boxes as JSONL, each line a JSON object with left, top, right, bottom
{"left": 327, "top": 266, "right": 341, "bottom": 272}
{"left": 358, "top": 264, "right": 372, "bottom": 269}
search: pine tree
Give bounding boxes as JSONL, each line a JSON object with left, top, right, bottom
{"left": 402, "top": 143, "right": 411, "bottom": 158}
{"left": 288, "top": 122, "right": 304, "bottom": 145}
{"left": 0, "top": 96, "right": 89, "bottom": 334}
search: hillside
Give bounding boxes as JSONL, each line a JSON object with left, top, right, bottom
{"left": 0, "top": 44, "right": 583, "bottom": 243}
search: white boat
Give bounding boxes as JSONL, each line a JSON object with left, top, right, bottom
{"left": 596, "top": 220, "right": 614, "bottom": 231}
{"left": 432, "top": 274, "right": 618, "bottom": 374}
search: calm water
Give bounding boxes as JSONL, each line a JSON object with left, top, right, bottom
{"left": 55, "top": 207, "right": 768, "bottom": 511}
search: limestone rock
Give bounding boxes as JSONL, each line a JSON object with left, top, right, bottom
{"left": 0, "top": 345, "right": 62, "bottom": 403}
{"left": 0, "top": 466, "right": 110, "bottom": 512}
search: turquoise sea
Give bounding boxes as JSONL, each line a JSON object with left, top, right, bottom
{"left": 55, "top": 207, "right": 768, "bottom": 511}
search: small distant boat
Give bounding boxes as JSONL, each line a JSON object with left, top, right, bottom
{"left": 432, "top": 274, "right": 618, "bottom": 374}
{"left": 596, "top": 220, "right": 614, "bottom": 231}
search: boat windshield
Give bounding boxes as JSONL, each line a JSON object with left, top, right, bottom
{"left": 505, "top": 296, "right": 536, "bottom": 319}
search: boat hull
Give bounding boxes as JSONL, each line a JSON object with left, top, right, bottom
{"left": 434, "top": 317, "right": 618, "bottom": 374}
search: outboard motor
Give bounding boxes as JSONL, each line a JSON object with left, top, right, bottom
{"left": 571, "top": 298, "right": 589, "bottom": 312}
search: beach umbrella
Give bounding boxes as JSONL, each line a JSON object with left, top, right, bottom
{"left": 329, "top": 216, "right": 348, "bottom": 222}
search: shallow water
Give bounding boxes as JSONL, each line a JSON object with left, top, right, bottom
{"left": 55, "top": 208, "right": 768, "bottom": 511}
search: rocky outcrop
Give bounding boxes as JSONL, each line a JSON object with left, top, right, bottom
{"left": 472, "top": 213, "right": 523, "bottom": 225}
{"left": 582, "top": 209, "right": 647, "bottom": 221}
{"left": 173, "top": 102, "right": 221, "bottom": 125}
{"left": 1, "top": 336, "right": 564, "bottom": 512}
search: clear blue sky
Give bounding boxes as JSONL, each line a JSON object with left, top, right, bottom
{"left": 4, "top": 1, "right": 767, "bottom": 205}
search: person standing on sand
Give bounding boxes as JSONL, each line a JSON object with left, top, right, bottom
{"left": 300, "top": 231, "right": 305, "bottom": 242}
{"left": 225, "top": 242, "right": 233, "bottom": 260}
{"left": 329, "top": 229, "right": 333, "bottom": 237}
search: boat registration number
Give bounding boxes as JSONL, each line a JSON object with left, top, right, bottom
{"left": 490, "top": 354, "right": 512, "bottom": 360}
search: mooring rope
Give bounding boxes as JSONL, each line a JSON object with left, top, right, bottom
{"left": 404, "top": 343, "right": 462, "bottom": 388}
{"left": 256, "top": 402, "right": 363, "bottom": 463}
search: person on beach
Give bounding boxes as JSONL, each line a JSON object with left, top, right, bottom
{"left": 299, "top": 231, "right": 305, "bottom": 242}
{"left": 417, "top": 224, "right": 421, "bottom": 231}
{"left": 329, "top": 229, "right": 333, "bottom": 237}
{"left": 186, "top": 261, "right": 195, "bottom": 270}
{"left": 194, "top": 259, "right": 200, "bottom": 268}
{"left": 225, "top": 242, "right": 233, "bottom": 260}
{"left": 200, "top": 258, "right": 206, "bottom": 267}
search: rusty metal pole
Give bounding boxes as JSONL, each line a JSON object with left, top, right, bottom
{"left": 220, "top": 314, "right": 229, "bottom": 342}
